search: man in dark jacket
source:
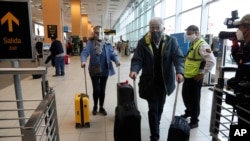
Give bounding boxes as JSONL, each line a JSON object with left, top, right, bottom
{"left": 49, "top": 36, "right": 65, "bottom": 76}
{"left": 129, "top": 17, "right": 184, "bottom": 141}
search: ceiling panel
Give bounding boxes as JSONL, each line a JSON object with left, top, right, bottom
{"left": 30, "top": 0, "right": 131, "bottom": 31}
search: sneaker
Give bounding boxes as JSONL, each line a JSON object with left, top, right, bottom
{"left": 189, "top": 122, "right": 198, "bottom": 129}
{"left": 99, "top": 108, "right": 107, "bottom": 116}
{"left": 52, "top": 74, "right": 60, "bottom": 77}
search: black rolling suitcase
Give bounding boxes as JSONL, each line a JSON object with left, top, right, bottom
{"left": 114, "top": 67, "right": 141, "bottom": 141}
{"left": 114, "top": 103, "right": 141, "bottom": 141}
{"left": 116, "top": 67, "right": 138, "bottom": 108}
{"left": 167, "top": 83, "right": 190, "bottom": 141}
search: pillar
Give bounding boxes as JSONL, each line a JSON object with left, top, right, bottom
{"left": 88, "top": 21, "right": 93, "bottom": 38}
{"left": 81, "top": 14, "right": 88, "bottom": 40}
{"left": 71, "top": 0, "right": 81, "bottom": 37}
{"left": 42, "top": 0, "right": 63, "bottom": 43}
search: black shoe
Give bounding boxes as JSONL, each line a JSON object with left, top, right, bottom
{"left": 52, "top": 74, "right": 60, "bottom": 77}
{"left": 92, "top": 107, "right": 97, "bottom": 115}
{"left": 180, "top": 114, "right": 190, "bottom": 119}
{"left": 99, "top": 107, "right": 107, "bottom": 116}
{"left": 189, "top": 122, "right": 198, "bottom": 129}
{"left": 150, "top": 137, "right": 159, "bottom": 141}
{"left": 60, "top": 74, "right": 65, "bottom": 76}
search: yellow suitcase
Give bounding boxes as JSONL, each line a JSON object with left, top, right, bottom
{"left": 75, "top": 67, "right": 90, "bottom": 128}
{"left": 75, "top": 93, "right": 90, "bottom": 128}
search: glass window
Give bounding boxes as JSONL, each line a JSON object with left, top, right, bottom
{"left": 154, "top": 2, "right": 161, "bottom": 17}
{"left": 208, "top": 0, "right": 250, "bottom": 36}
{"left": 165, "top": 0, "right": 176, "bottom": 17}
{"left": 181, "top": 8, "right": 201, "bottom": 32}
{"left": 146, "top": 9, "right": 152, "bottom": 25}
{"left": 34, "top": 24, "right": 44, "bottom": 36}
{"left": 164, "top": 17, "right": 175, "bottom": 35}
{"left": 182, "top": 0, "right": 202, "bottom": 11}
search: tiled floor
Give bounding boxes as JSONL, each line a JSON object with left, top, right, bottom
{"left": 0, "top": 53, "right": 222, "bottom": 141}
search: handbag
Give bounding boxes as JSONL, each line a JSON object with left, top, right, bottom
{"left": 90, "top": 64, "right": 102, "bottom": 74}
{"left": 138, "top": 75, "right": 154, "bottom": 100}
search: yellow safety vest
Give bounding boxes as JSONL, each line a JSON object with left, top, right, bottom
{"left": 184, "top": 38, "right": 206, "bottom": 78}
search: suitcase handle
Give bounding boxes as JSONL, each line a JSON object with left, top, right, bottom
{"left": 83, "top": 67, "right": 88, "bottom": 95}
{"left": 133, "top": 78, "right": 138, "bottom": 109}
{"left": 171, "top": 83, "right": 180, "bottom": 122}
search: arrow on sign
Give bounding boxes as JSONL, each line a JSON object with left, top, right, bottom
{"left": 1, "top": 12, "right": 19, "bottom": 32}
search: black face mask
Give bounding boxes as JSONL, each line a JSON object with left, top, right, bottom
{"left": 151, "top": 31, "right": 162, "bottom": 42}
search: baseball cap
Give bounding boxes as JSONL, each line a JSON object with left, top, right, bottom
{"left": 185, "top": 25, "right": 199, "bottom": 32}
{"left": 233, "top": 14, "right": 250, "bottom": 26}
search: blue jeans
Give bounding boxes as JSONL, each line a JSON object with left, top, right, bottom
{"left": 54, "top": 56, "right": 65, "bottom": 75}
{"left": 147, "top": 84, "right": 166, "bottom": 140}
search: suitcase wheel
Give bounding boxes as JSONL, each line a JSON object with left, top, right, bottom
{"left": 75, "top": 123, "right": 81, "bottom": 128}
{"left": 84, "top": 123, "right": 90, "bottom": 128}
{"left": 75, "top": 123, "right": 90, "bottom": 128}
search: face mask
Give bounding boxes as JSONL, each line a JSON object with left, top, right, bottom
{"left": 151, "top": 31, "right": 162, "bottom": 42}
{"left": 186, "top": 34, "right": 196, "bottom": 42}
{"left": 236, "top": 29, "right": 244, "bottom": 41}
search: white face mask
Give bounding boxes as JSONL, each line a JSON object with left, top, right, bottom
{"left": 236, "top": 29, "right": 244, "bottom": 41}
{"left": 186, "top": 34, "right": 196, "bottom": 42}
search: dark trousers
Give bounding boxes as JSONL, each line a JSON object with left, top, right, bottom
{"left": 182, "top": 77, "right": 203, "bottom": 123}
{"left": 227, "top": 77, "right": 250, "bottom": 127}
{"left": 237, "top": 104, "right": 250, "bottom": 127}
{"left": 90, "top": 76, "right": 108, "bottom": 109}
{"left": 147, "top": 84, "right": 166, "bottom": 140}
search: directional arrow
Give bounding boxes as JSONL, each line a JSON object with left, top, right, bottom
{"left": 1, "top": 12, "right": 19, "bottom": 32}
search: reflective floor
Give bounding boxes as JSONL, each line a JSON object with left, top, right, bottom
{"left": 0, "top": 53, "right": 222, "bottom": 141}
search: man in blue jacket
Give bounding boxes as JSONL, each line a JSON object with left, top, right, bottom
{"left": 129, "top": 17, "right": 184, "bottom": 141}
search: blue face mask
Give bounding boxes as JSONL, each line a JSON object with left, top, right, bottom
{"left": 151, "top": 31, "right": 162, "bottom": 42}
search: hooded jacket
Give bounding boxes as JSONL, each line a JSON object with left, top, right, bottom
{"left": 130, "top": 32, "right": 184, "bottom": 95}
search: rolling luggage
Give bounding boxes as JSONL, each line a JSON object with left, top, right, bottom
{"left": 75, "top": 67, "right": 90, "bottom": 128}
{"left": 167, "top": 83, "right": 190, "bottom": 141}
{"left": 117, "top": 80, "right": 134, "bottom": 106}
{"left": 114, "top": 67, "right": 141, "bottom": 141}
{"left": 116, "top": 67, "right": 138, "bottom": 108}
{"left": 64, "top": 54, "right": 70, "bottom": 64}
{"left": 114, "top": 103, "right": 141, "bottom": 141}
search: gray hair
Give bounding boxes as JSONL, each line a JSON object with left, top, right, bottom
{"left": 149, "top": 17, "right": 164, "bottom": 29}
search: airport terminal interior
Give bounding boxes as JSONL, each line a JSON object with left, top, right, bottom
{"left": 1, "top": 0, "right": 250, "bottom": 141}
{"left": 0, "top": 54, "right": 219, "bottom": 141}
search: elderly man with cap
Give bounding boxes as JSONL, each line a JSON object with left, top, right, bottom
{"left": 227, "top": 14, "right": 250, "bottom": 128}
{"left": 180, "top": 25, "right": 215, "bottom": 129}
{"left": 129, "top": 17, "right": 185, "bottom": 141}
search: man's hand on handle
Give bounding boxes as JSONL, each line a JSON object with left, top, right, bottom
{"left": 81, "top": 62, "right": 86, "bottom": 68}
{"left": 129, "top": 71, "right": 137, "bottom": 80}
{"left": 176, "top": 74, "right": 184, "bottom": 83}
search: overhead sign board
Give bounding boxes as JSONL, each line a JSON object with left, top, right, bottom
{"left": 47, "top": 25, "right": 57, "bottom": 38}
{"left": 104, "top": 29, "right": 116, "bottom": 35}
{"left": 0, "top": 0, "right": 33, "bottom": 60}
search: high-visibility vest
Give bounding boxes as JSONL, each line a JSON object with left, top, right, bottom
{"left": 184, "top": 38, "right": 206, "bottom": 78}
